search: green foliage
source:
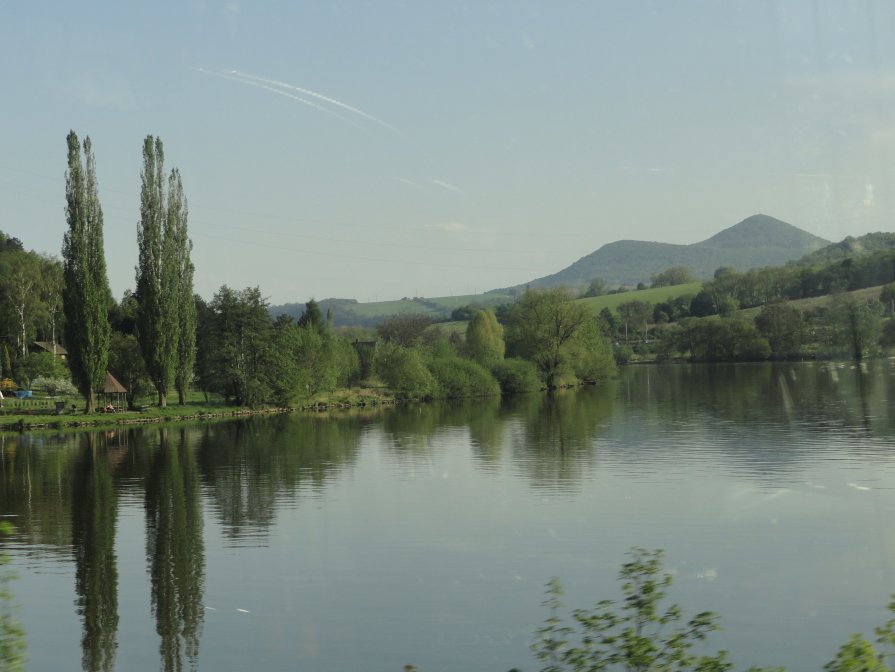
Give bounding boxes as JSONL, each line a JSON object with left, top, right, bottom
{"left": 0, "top": 347, "right": 10, "bottom": 382}
{"left": 168, "top": 168, "right": 196, "bottom": 406}
{"left": 582, "top": 278, "right": 608, "bottom": 298}
{"left": 373, "top": 342, "right": 436, "bottom": 399}
{"left": 879, "top": 282, "right": 895, "bottom": 316}
{"left": 426, "top": 355, "right": 500, "bottom": 399}
{"left": 506, "top": 288, "right": 614, "bottom": 387}
{"left": 754, "top": 302, "right": 804, "bottom": 358}
{"left": 651, "top": 266, "right": 697, "bottom": 288}
{"left": 108, "top": 332, "right": 151, "bottom": 407}
{"left": 824, "top": 635, "right": 887, "bottom": 672}
{"left": 377, "top": 314, "right": 434, "bottom": 347}
{"left": 465, "top": 309, "right": 505, "bottom": 367}
{"left": 577, "top": 284, "right": 704, "bottom": 317}
{"left": 490, "top": 358, "right": 542, "bottom": 394}
{"left": 278, "top": 321, "right": 361, "bottom": 402}
{"left": 136, "top": 135, "right": 177, "bottom": 407}
{"left": 0, "top": 251, "right": 41, "bottom": 357}
{"left": 616, "top": 300, "right": 652, "bottom": 341}
{"left": 531, "top": 548, "right": 733, "bottom": 672}
{"left": 62, "top": 131, "right": 112, "bottom": 413}
{"left": 0, "top": 522, "right": 26, "bottom": 671}
{"left": 828, "top": 296, "right": 882, "bottom": 362}
{"left": 14, "top": 352, "right": 68, "bottom": 387}
{"left": 202, "top": 286, "right": 274, "bottom": 407}
{"left": 675, "top": 317, "right": 771, "bottom": 362}
{"left": 298, "top": 299, "right": 326, "bottom": 334}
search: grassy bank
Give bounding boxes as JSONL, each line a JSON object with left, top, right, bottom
{"left": 0, "top": 386, "right": 405, "bottom": 433}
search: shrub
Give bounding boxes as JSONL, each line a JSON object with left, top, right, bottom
{"left": 373, "top": 342, "right": 437, "bottom": 399}
{"left": 490, "top": 358, "right": 542, "bottom": 394}
{"left": 426, "top": 356, "right": 500, "bottom": 399}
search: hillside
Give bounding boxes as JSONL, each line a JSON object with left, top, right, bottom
{"left": 497, "top": 214, "right": 829, "bottom": 292}
{"left": 271, "top": 291, "right": 516, "bottom": 327}
{"left": 790, "top": 231, "right": 895, "bottom": 267}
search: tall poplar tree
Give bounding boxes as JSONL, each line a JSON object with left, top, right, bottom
{"left": 136, "top": 136, "right": 176, "bottom": 407}
{"left": 63, "top": 131, "right": 112, "bottom": 413}
{"left": 167, "top": 169, "right": 196, "bottom": 405}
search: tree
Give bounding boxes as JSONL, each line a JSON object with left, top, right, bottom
{"left": 650, "top": 266, "right": 696, "bottom": 288}
{"left": 298, "top": 299, "right": 325, "bottom": 334}
{"left": 202, "top": 286, "right": 274, "bottom": 407}
{"left": 1, "top": 252, "right": 41, "bottom": 357}
{"left": 465, "top": 309, "right": 505, "bottom": 367}
{"left": 531, "top": 548, "right": 733, "bottom": 672}
{"left": 825, "top": 635, "right": 887, "bottom": 672}
{"left": 582, "top": 278, "right": 608, "bottom": 298}
{"left": 616, "top": 300, "right": 652, "bottom": 342}
{"left": 754, "top": 302, "right": 804, "bottom": 358}
{"left": 167, "top": 169, "right": 196, "bottom": 405}
{"left": 63, "top": 131, "right": 112, "bottom": 413}
{"left": 373, "top": 341, "right": 436, "bottom": 399}
{"left": 136, "top": 136, "right": 176, "bottom": 407}
{"left": 108, "top": 332, "right": 151, "bottom": 408}
{"left": 505, "top": 288, "right": 613, "bottom": 387}
{"left": 829, "top": 296, "right": 882, "bottom": 362}
{"left": 38, "top": 256, "right": 64, "bottom": 350}
{"left": 376, "top": 314, "right": 433, "bottom": 347}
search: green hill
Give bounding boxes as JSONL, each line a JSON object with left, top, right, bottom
{"left": 497, "top": 214, "right": 829, "bottom": 292}
{"left": 271, "top": 292, "right": 516, "bottom": 327}
{"left": 790, "top": 231, "right": 895, "bottom": 267}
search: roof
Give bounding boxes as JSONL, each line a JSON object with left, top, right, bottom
{"left": 104, "top": 372, "right": 127, "bottom": 394}
{"left": 32, "top": 341, "right": 68, "bottom": 356}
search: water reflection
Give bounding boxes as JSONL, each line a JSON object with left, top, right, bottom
{"left": 145, "top": 428, "right": 204, "bottom": 672}
{"left": 72, "top": 434, "right": 119, "bottom": 672}
{"left": 3, "top": 362, "right": 895, "bottom": 671}
{"left": 196, "top": 415, "right": 362, "bottom": 540}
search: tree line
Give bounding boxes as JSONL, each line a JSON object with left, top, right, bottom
{"left": 0, "top": 131, "right": 618, "bottom": 411}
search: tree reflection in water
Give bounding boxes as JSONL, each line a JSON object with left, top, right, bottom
{"left": 71, "top": 433, "right": 119, "bottom": 672}
{"left": 145, "top": 427, "right": 204, "bottom": 672}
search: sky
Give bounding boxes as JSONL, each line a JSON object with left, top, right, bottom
{"left": 2, "top": 1, "right": 895, "bottom": 305}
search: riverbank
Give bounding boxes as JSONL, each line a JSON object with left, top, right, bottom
{"left": 0, "top": 387, "right": 407, "bottom": 433}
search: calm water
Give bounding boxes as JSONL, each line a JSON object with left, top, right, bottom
{"left": 4, "top": 362, "right": 895, "bottom": 671}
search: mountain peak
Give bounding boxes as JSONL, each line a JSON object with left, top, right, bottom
{"left": 701, "top": 214, "right": 824, "bottom": 248}
{"left": 507, "top": 214, "right": 830, "bottom": 290}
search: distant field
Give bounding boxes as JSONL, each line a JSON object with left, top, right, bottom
{"left": 344, "top": 291, "right": 516, "bottom": 319}
{"left": 737, "top": 285, "right": 884, "bottom": 319}
{"left": 576, "top": 282, "right": 704, "bottom": 314}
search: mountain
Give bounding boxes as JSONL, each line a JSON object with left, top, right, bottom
{"left": 501, "top": 215, "right": 829, "bottom": 291}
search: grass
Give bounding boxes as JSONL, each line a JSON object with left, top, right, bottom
{"left": 576, "top": 282, "right": 704, "bottom": 314}
{"left": 737, "top": 285, "right": 884, "bottom": 319}
{"left": 344, "top": 292, "right": 516, "bottom": 319}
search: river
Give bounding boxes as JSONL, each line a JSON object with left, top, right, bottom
{"left": 3, "top": 361, "right": 895, "bottom": 671}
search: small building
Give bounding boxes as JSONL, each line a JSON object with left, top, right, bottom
{"left": 103, "top": 372, "right": 128, "bottom": 410}
{"left": 30, "top": 341, "right": 68, "bottom": 360}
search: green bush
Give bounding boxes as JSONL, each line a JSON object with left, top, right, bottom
{"left": 373, "top": 342, "right": 437, "bottom": 399}
{"left": 426, "top": 356, "right": 500, "bottom": 399}
{"left": 490, "top": 358, "right": 542, "bottom": 394}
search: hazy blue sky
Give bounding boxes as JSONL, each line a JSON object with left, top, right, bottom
{"left": 2, "top": 1, "right": 894, "bottom": 304}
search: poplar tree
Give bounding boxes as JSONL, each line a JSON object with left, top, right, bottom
{"left": 136, "top": 138, "right": 196, "bottom": 407}
{"left": 136, "top": 136, "right": 176, "bottom": 407}
{"left": 63, "top": 131, "right": 112, "bottom": 413}
{"left": 168, "top": 169, "right": 196, "bottom": 405}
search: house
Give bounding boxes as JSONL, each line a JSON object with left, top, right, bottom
{"left": 30, "top": 341, "right": 68, "bottom": 359}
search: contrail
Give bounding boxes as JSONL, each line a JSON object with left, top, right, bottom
{"left": 194, "top": 67, "right": 361, "bottom": 128}
{"left": 427, "top": 178, "right": 464, "bottom": 194}
{"left": 229, "top": 69, "right": 402, "bottom": 135}
{"left": 392, "top": 177, "right": 425, "bottom": 190}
